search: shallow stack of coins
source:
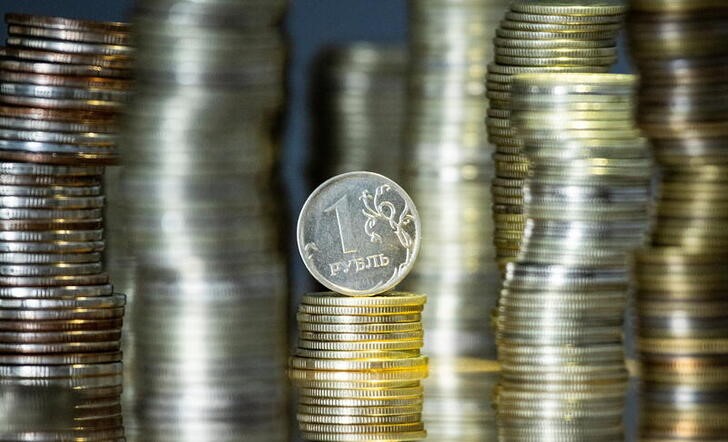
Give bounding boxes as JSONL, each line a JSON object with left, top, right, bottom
{"left": 495, "top": 73, "right": 652, "bottom": 441}
{"left": 402, "top": 0, "right": 507, "bottom": 438}
{"left": 310, "top": 44, "right": 406, "bottom": 184}
{"left": 290, "top": 292, "right": 428, "bottom": 442}
{"left": 628, "top": 1, "right": 728, "bottom": 439}
{"left": 120, "top": 1, "right": 289, "bottom": 440}
{"left": 486, "top": 0, "right": 626, "bottom": 273}
{"left": 0, "top": 14, "right": 131, "bottom": 441}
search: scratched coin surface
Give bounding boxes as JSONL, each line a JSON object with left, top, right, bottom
{"left": 298, "top": 171, "right": 421, "bottom": 296}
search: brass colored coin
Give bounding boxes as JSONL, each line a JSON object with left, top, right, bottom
{"left": 298, "top": 322, "right": 422, "bottom": 334}
{"left": 290, "top": 356, "right": 428, "bottom": 371}
{"left": 297, "top": 421, "right": 424, "bottom": 434}
{"left": 294, "top": 349, "right": 421, "bottom": 360}
{"left": 297, "top": 386, "right": 423, "bottom": 399}
{"left": 5, "top": 13, "right": 129, "bottom": 32}
{"left": 499, "top": 20, "right": 622, "bottom": 33}
{"left": 510, "top": 1, "right": 627, "bottom": 16}
{"left": 296, "top": 312, "right": 422, "bottom": 325}
{"left": 297, "top": 413, "right": 422, "bottom": 425}
{"left": 494, "top": 37, "right": 616, "bottom": 49}
{"left": 289, "top": 367, "right": 427, "bottom": 382}
{"left": 297, "top": 339, "right": 424, "bottom": 352}
{"left": 299, "top": 431, "right": 427, "bottom": 441}
{"left": 495, "top": 54, "right": 617, "bottom": 66}
{"left": 298, "top": 330, "right": 424, "bottom": 342}
{"left": 302, "top": 292, "right": 427, "bottom": 307}
{"left": 298, "top": 304, "right": 423, "bottom": 316}
{"left": 298, "top": 404, "right": 422, "bottom": 417}
{"left": 496, "top": 46, "right": 618, "bottom": 58}
{"left": 505, "top": 11, "right": 624, "bottom": 25}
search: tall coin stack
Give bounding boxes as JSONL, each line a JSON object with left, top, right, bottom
{"left": 628, "top": 1, "right": 728, "bottom": 439}
{"left": 485, "top": 0, "right": 626, "bottom": 274}
{"left": 293, "top": 172, "right": 426, "bottom": 442}
{"left": 0, "top": 13, "right": 132, "bottom": 442}
{"left": 310, "top": 44, "right": 407, "bottom": 183}
{"left": 495, "top": 73, "right": 652, "bottom": 441}
{"left": 121, "top": 1, "right": 289, "bottom": 440}
{"left": 402, "top": 0, "right": 507, "bottom": 438}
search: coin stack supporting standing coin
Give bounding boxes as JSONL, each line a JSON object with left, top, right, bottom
{"left": 495, "top": 73, "right": 652, "bottom": 441}
{"left": 628, "top": 1, "right": 728, "bottom": 440}
{"left": 121, "top": 1, "right": 289, "bottom": 441}
{"left": 310, "top": 44, "right": 407, "bottom": 184}
{"left": 0, "top": 13, "right": 133, "bottom": 442}
{"left": 402, "top": 0, "right": 507, "bottom": 438}
{"left": 290, "top": 292, "right": 428, "bottom": 442}
{"left": 294, "top": 172, "right": 426, "bottom": 442}
{"left": 486, "top": 0, "right": 627, "bottom": 274}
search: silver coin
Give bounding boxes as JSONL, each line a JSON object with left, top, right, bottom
{"left": 0, "top": 139, "right": 116, "bottom": 155}
{"left": 0, "top": 262, "right": 102, "bottom": 276}
{"left": 0, "top": 241, "right": 104, "bottom": 253}
{"left": 297, "top": 171, "right": 421, "bottom": 296}
{"left": 6, "top": 36, "right": 133, "bottom": 56}
{"left": 0, "top": 284, "right": 112, "bottom": 298}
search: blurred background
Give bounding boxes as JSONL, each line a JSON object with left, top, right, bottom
{"left": 0, "top": 1, "right": 637, "bottom": 441}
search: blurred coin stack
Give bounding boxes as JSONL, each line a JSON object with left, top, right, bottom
{"left": 0, "top": 13, "right": 132, "bottom": 442}
{"left": 402, "top": 0, "right": 507, "bottom": 438}
{"left": 485, "top": 0, "right": 626, "bottom": 274}
{"left": 310, "top": 44, "right": 407, "bottom": 184}
{"left": 495, "top": 73, "right": 652, "bottom": 441}
{"left": 628, "top": 1, "right": 728, "bottom": 440}
{"left": 289, "top": 292, "right": 428, "bottom": 442}
{"left": 121, "top": 1, "right": 289, "bottom": 440}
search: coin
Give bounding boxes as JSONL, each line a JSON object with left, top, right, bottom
{"left": 297, "top": 171, "right": 421, "bottom": 296}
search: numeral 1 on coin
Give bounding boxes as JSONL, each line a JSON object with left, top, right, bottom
{"left": 324, "top": 195, "right": 358, "bottom": 254}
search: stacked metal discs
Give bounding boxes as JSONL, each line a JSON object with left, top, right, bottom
{"left": 290, "top": 292, "right": 428, "bottom": 442}
{"left": 310, "top": 44, "right": 407, "bottom": 183}
{"left": 486, "top": 0, "right": 626, "bottom": 274}
{"left": 0, "top": 14, "right": 132, "bottom": 441}
{"left": 121, "top": 1, "right": 289, "bottom": 440}
{"left": 402, "top": 0, "right": 507, "bottom": 438}
{"left": 0, "top": 14, "right": 132, "bottom": 164}
{"left": 495, "top": 73, "right": 652, "bottom": 441}
{"left": 628, "top": 1, "right": 728, "bottom": 439}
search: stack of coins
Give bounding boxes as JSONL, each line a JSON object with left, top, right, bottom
{"left": 121, "top": 1, "right": 289, "bottom": 440}
{"left": 402, "top": 0, "right": 507, "bottom": 438}
{"left": 0, "top": 14, "right": 132, "bottom": 164}
{"left": 0, "top": 14, "right": 131, "bottom": 441}
{"left": 294, "top": 172, "right": 427, "bottom": 442}
{"left": 310, "top": 44, "right": 407, "bottom": 184}
{"left": 290, "top": 292, "right": 428, "bottom": 442}
{"left": 486, "top": 0, "right": 626, "bottom": 274}
{"left": 495, "top": 73, "right": 652, "bottom": 440}
{"left": 628, "top": 1, "right": 728, "bottom": 439}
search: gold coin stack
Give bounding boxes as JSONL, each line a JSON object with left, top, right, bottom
{"left": 486, "top": 0, "right": 627, "bottom": 274}
{"left": 495, "top": 73, "right": 652, "bottom": 441}
{"left": 289, "top": 292, "right": 428, "bottom": 442}
{"left": 628, "top": 1, "right": 728, "bottom": 440}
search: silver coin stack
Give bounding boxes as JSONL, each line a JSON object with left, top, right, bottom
{"left": 310, "top": 44, "right": 407, "bottom": 183}
{"left": 0, "top": 13, "right": 132, "bottom": 442}
{"left": 485, "top": 0, "right": 626, "bottom": 275}
{"left": 401, "top": 0, "right": 507, "bottom": 440}
{"left": 120, "top": 1, "right": 289, "bottom": 441}
{"left": 495, "top": 73, "right": 652, "bottom": 441}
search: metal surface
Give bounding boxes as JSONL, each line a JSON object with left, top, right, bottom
{"left": 298, "top": 172, "right": 420, "bottom": 296}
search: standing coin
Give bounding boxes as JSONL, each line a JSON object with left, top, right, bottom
{"left": 297, "top": 172, "right": 420, "bottom": 296}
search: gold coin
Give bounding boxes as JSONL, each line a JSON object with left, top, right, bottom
{"left": 289, "top": 367, "right": 427, "bottom": 382}
{"left": 298, "top": 404, "right": 422, "bottom": 416}
{"left": 302, "top": 292, "right": 427, "bottom": 307}
{"left": 296, "top": 312, "right": 422, "bottom": 324}
{"left": 299, "top": 430, "right": 427, "bottom": 441}
{"left": 297, "top": 385, "right": 423, "bottom": 399}
{"left": 298, "top": 331, "right": 424, "bottom": 342}
{"left": 297, "top": 413, "right": 422, "bottom": 425}
{"left": 289, "top": 356, "right": 428, "bottom": 371}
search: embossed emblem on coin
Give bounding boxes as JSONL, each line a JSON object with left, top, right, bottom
{"left": 297, "top": 171, "right": 420, "bottom": 296}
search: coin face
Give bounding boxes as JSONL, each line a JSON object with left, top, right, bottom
{"left": 298, "top": 171, "right": 421, "bottom": 296}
